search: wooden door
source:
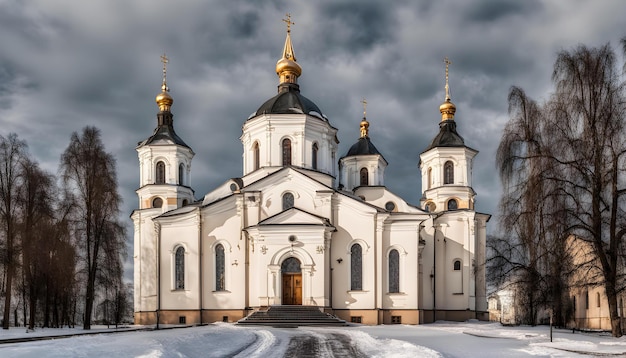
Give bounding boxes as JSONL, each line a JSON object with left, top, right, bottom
{"left": 282, "top": 273, "right": 302, "bottom": 305}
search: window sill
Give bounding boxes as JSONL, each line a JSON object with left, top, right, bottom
{"left": 172, "top": 288, "right": 186, "bottom": 292}
{"left": 453, "top": 292, "right": 464, "bottom": 295}
{"left": 212, "top": 290, "right": 231, "bottom": 295}
{"left": 348, "top": 290, "right": 369, "bottom": 294}
{"left": 386, "top": 292, "right": 407, "bottom": 296}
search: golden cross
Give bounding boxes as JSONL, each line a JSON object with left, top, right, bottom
{"left": 361, "top": 98, "right": 368, "bottom": 118}
{"left": 160, "top": 53, "right": 169, "bottom": 88}
{"left": 283, "top": 13, "right": 295, "bottom": 33}
{"left": 444, "top": 57, "right": 452, "bottom": 100}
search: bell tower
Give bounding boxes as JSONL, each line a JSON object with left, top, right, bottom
{"left": 136, "top": 55, "right": 195, "bottom": 212}
{"left": 420, "top": 58, "right": 477, "bottom": 212}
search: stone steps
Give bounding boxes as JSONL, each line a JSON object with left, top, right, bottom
{"left": 237, "top": 305, "right": 348, "bottom": 327}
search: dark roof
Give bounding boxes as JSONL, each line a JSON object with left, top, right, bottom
{"left": 424, "top": 119, "right": 465, "bottom": 151}
{"left": 137, "top": 112, "right": 191, "bottom": 149}
{"left": 253, "top": 83, "right": 325, "bottom": 119}
{"left": 345, "top": 136, "right": 382, "bottom": 157}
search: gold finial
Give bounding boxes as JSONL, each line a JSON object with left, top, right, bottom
{"left": 361, "top": 98, "right": 368, "bottom": 118}
{"left": 359, "top": 98, "right": 370, "bottom": 138}
{"left": 439, "top": 57, "right": 456, "bottom": 121}
{"left": 156, "top": 53, "right": 173, "bottom": 111}
{"left": 444, "top": 57, "right": 452, "bottom": 101}
{"left": 160, "top": 53, "right": 169, "bottom": 92}
{"left": 282, "top": 13, "right": 294, "bottom": 33}
{"left": 276, "top": 14, "right": 301, "bottom": 86}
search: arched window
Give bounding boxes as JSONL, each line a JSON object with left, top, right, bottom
{"left": 178, "top": 163, "right": 184, "bottom": 185}
{"left": 156, "top": 161, "right": 166, "bottom": 184}
{"left": 453, "top": 259, "right": 461, "bottom": 271}
{"left": 351, "top": 244, "right": 362, "bottom": 291}
{"left": 175, "top": 247, "right": 185, "bottom": 290}
{"left": 427, "top": 167, "right": 432, "bottom": 189}
{"left": 215, "top": 244, "right": 225, "bottom": 291}
{"left": 360, "top": 167, "right": 369, "bottom": 186}
{"left": 585, "top": 291, "right": 589, "bottom": 309}
{"left": 282, "top": 192, "right": 294, "bottom": 210}
{"left": 447, "top": 199, "right": 458, "bottom": 211}
{"left": 389, "top": 249, "right": 399, "bottom": 293}
{"left": 253, "top": 142, "right": 260, "bottom": 170}
{"left": 182, "top": 199, "right": 189, "bottom": 206}
{"left": 572, "top": 296, "right": 576, "bottom": 312}
{"left": 312, "top": 143, "right": 318, "bottom": 170}
{"left": 444, "top": 161, "right": 454, "bottom": 184}
{"left": 282, "top": 138, "right": 292, "bottom": 166}
{"left": 597, "top": 292, "right": 601, "bottom": 307}
{"left": 152, "top": 197, "right": 163, "bottom": 208}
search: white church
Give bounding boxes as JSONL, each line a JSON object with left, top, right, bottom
{"left": 132, "top": 20, "right": 490, "bottom": 326}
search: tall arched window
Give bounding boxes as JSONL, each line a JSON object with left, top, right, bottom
{"left": 253, "top": 142, "right": 260, "bottom": 170}
{"left": 156, "top": 161, "right": 166, "bottom": 184}
{"left": 389, "top": 249, "right": 399, "bottom": 293}
{"left": 351, "top": 244, "right": 362, "bottom": 291}
{"left": 282, "top": 138, "right": 292, "bottom": 166}
{"left": 447, "top": 199, "right": 458, "bottom": 211}
{"left": 175, "top": 247, "right": 185, "bottom": 290}
{"left": 215, "top": 244, "right": 225, "bottom": 291}
{"left": 444, "top": 161, "right": 454, "bottom": 184}
{"left": 152, "top": 197, "right": 163, "bottom": 208}
{"left": 597, "top": 292, "right": 601, "bottom": 307}
{"left": 282, "top": 192, "right": 295, "bottom": 210}
{"left": 585, "top": 291, "right": 589, "bottom": 309}
{"left": 178, "top": 163, "right": 184, "bottom": 185}
{"left": 312, "top": 143, "right": 318, "bottom": 170}
{"left": 360, "top": 168, "right": 369, "bottom": 186}
{"left": 427, "top": 167, "right": 432, "bottom": 189}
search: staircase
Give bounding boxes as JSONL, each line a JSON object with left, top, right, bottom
{"left": 237, "top": 305, "right": 348, "bottom": 327}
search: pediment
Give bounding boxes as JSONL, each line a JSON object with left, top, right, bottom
{"left": 255, "top": 207, "right": 331, "bottom": 227}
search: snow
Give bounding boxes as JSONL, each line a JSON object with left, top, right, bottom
{"left": 2, "top": 321, "right": 626, "bottom": 357}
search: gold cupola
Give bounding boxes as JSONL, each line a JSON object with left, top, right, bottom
{"left": 360, "top": 98, "right": 370, "bottom": 138}
{"left": 156, "top": 54, "right": 173, "bottom": 112}
{"left": 276, "top": 14, "right": 302, "bottom": 86}
{"left": 439, "top": 57, "right": 456, "bottom": 121}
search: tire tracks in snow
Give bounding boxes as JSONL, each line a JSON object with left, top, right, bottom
{"left": 284, "top": 331, "right": 367, "bottom": 358}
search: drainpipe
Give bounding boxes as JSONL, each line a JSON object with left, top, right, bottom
{"left": 198, "top": 209, "right": 203, "bottom": 325}
{"left": 156, "top": 222, "right": 161, "bottom": 329}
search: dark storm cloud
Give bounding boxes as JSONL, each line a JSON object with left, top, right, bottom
{"left": 0, "top": 0, "right": 624, "bottom": 282}
{"left": 463, "top": 0, "right": 542, "bottom": 23}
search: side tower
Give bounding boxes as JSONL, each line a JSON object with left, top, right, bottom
{"left": 132, "top": 56, "right": 194, "bottom": 324}
{"left": 420, "top": 58, "right": 477, "bottom": 212}
{"left": 339, "top": 100, "right": 388, "bottom": 191}
{"left": 241, "top": 14, "right": 338, "bottom": 179}
{"left": 136, "top": 55, "right": 195, "bottom": 211}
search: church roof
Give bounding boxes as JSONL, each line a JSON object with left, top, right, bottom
{"left": 253, "top": 83, "right": 325, "bottom": 119}
{"left": 345, "top": 136, "right": 382, "bottom": 157}
{"left": 423, "top": 119, "right": 465, "bottom": 151}
{"left": 137, "top": 120, "right": 190, "bottom": 148}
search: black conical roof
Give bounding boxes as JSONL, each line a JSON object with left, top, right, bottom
{"left": 424, "top": 119, "right": 465, "bottom": 151}
{"left": 346, "top": 136, "right": 381, "bottom": 156}
{"left": 253, "top": 83, "right": 325, "bottom": 119}
{"left": 137, "top": 112, "right": 190, "bottom": 149}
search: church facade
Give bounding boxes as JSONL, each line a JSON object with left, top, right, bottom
{"left": 132, "top": 23, "right": 490, "bottom": 326}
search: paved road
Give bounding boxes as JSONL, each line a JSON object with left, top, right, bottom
{"left": 284, "top": 332, "right": 367, "bottom": 358}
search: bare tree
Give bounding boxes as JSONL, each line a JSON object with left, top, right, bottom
{"left": 493, "top": 42, "right": 626, "bottom": 336}
{"left": 18, "top": 157, "right": 55, "bottom": 330}
{"left": 547, "top": 43, "right": 626, "bottom": 337}
{"left": 60, "top": 126, "right": 125, "bottom": 329}
{"left": 0, "top": 133, "right": 27, "bottom": 329}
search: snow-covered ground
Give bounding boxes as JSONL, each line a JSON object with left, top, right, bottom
{"left": 1, "top": 321, "right": 625, "bottom": 357}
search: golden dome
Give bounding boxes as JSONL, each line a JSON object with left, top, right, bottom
{"left": 439, "top": 99, "right": 456, "bottom": 121}
{"left": 276, "top": 14, "right": 301, "bottom": 85}
{"left": 156, "top": 84, "right": 173, "bottom": 112}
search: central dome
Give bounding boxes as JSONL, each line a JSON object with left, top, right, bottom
{"left": 254, "top": 83, "right": 325, "bottom": 118}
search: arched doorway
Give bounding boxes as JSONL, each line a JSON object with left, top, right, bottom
{"left": 281, "top": 257, "right": 302, "bottom": 305}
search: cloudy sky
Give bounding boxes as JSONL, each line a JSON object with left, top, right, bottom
{"left": 1, "top": 0, "right": 625, "bottom": 276}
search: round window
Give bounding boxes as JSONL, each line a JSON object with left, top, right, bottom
{"left": 385, "top": 201, "right": 396, "bottom": 211}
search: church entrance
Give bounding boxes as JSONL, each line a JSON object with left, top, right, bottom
{"left": 281, "top": 257, "right": 302, "bottom": 305}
